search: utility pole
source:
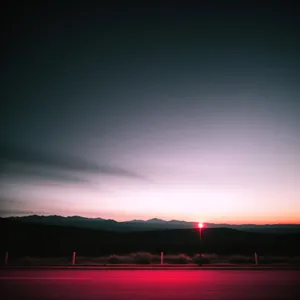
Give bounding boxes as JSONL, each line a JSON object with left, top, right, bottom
{"left": 198, "top": 223, "right": 203, "bottom": 263}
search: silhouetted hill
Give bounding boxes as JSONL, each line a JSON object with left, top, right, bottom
{"left": 0, "top": 218, "right": 299, "bottom": 258}
{"left": 4, "top": 215, "right": 300, "bottom": 234}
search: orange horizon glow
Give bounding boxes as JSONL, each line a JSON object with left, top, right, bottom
{"left": 3, "top": 211, "right": 299, "bottom": 225}
{"left": 69, "top": 209, "right": 300, "bottom": 225}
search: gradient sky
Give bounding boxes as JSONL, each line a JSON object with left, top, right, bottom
{"left": 1, "top": 1, "right": 300, "bottom": 223}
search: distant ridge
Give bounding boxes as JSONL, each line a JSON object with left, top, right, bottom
{"left": 3, "top": 215, "right": 300, "bottom": 234}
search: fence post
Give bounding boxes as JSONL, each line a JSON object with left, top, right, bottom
{"left": 72, "top": 252, "right": 76, "bottom": 265}
{"left": 254, "top": 252, "right": 258, "bottom": 265}
{"left": 4, "top": 252, "right": 8, "bottom": 265}
{"left": 161, "top": 252, "right": 164, "bottom": 265}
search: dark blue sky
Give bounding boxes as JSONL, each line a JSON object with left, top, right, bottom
{"left": 1, "top": 1, "right": 300, "bottom": 223}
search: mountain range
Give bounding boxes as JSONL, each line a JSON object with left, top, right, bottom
{"left": 4, "top": 215, "right": 300, "bottom": 234}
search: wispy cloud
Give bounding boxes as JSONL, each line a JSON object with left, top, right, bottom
{"left": 0, "top": 144, "right": 147, "bottom": 183}
{"left": 0, "top": 196, "right": 36, "bottom": 217}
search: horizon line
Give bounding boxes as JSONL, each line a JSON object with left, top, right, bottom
{"left": 3, "top": 214, "right": 300, "bottom": 226}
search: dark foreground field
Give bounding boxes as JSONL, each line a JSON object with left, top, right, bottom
{"left": 0, "top": 269, "right": 299, "bottom": 300}
{"left": 1, "top": 218, "right": 300, "bottom": 257}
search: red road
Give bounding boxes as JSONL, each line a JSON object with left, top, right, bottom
{"left": 0, "top": 269, "right": 299, "bottom": 300}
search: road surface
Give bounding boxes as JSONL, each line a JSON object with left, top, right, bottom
{"left": 0, "top": 269, "right": 299, "bottom": 299}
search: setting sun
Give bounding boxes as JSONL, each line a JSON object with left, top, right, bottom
{"left": 198, "top": 222, "right": 203, "bottom": 228}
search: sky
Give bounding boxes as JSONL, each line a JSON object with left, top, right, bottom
{"left": 1, "top": 1, "right": 300, "bottom": 224}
